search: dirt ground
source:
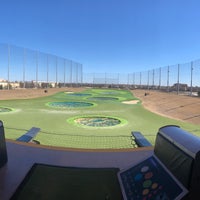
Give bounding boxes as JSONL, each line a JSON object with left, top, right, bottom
{"left": 0, "top": 87, "right": 199, "bottom": 125}
{"left": 0, "top": 87, "right": 84, "bottom": 100}
{"left": 132, "top": 90, "right": 200, "bottom": 125}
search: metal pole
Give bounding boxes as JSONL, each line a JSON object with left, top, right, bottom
{"left": 36, "top": 51, "right": 38, "bottom": 88}
{"left": 93, "top": 73, "right": 95, "bottom": 86}
{"left": 76, "top": 63, "right": 78, "bottom": 84}
{"left": 190, "top": 61, "right": 193, "bottom": 96}
{"left": 56, "top": 56, "right": 58, "bottom": 87}
{"left": 118, "top": 73, "right": 119, "bottom": 86}
{"left": 78, "top": 63, "right": 82, "bottom": 84}
{"left": 64, "top": 59, "right": 66, "bottom": 87}
{"left": 177, "top": 64, "right": 180, "bottom": 94}
{"left": 47, "top": 54, "right": 49, "bottom": 88}
{"left": 81, "top": 64, "right": 83, "bottom": 84}
{"left": 159, "top": 67, "right": 161, "bottom": 89}
{"left": 7, "top": 44, "right": 10, "bottom": 90}
{"left": 167, "top": 66, "right": 170, "bottom": 92}
{"left": 147, "top": 70, "right": 149, "bottom": 90}
{"left": 152, "top": 69, "right": 155, "bottom": 89}
{"left": 70, "top": 60, "right": 72, "bottom": 85}
{"left": 23, "top": 48, "right": 26, "bottom": 88}
{"left": 128, "top": 74, "right": 130, "bottom": 85}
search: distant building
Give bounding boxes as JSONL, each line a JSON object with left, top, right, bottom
{"left": 0, "top": 79, "right": 20, "bottom": 89}
{"left": 172, "top": 83, "right": 188, "bottom": 91}
{"left": 10, "top": 82, "right": 20, "bottom": 88}
{"left": 0, "top": 79, "right": 8, "bottom": 89}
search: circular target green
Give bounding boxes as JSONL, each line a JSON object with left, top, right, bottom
{"left": 68, "top": 115, "right": 127, "bottom": 128}
{"left": 47, "top": 101, "right": 94, "bottom": 108}
{"left": 0, "top": 107, "right": 13, "bottom": 113}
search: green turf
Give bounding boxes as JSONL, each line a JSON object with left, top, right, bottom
{"left": 11, "top": 164, "right": 123, "bottom": 200}
{"left": 0, "top": 88, "right": 200, "bottom": 148}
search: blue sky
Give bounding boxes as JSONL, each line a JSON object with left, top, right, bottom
{"left": 1, "top": 0, "right": 200, "bottom": 73}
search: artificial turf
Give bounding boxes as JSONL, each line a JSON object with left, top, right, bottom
{"left": 0, "top": 88, "right": 199, "bottom": 148}
{"left": 11, "top": 164, "right": 123, "bottom": 200}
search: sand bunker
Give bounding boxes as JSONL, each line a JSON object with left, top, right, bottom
{"left": 122, "top": 100, "right": 139, "bottom": 104}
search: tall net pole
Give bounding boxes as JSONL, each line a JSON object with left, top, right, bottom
{"left": 56, "top": 56, "right": 58, "bottom": 87}
{"left": 190, "top": 62, "right": 193, "bottom": 96}
{"left": 36, "top": 51, "right": 38, "bottom": 88}
{"left": 81, "top": 64, "right": 83, "bottom": 84}
{"left": 147, "top": 70, "right": 150, "bottom": 89}
{"left": 47, "top": 54, "right": 49, "bottom": 88}
{"left": 159, "top": 67, "right": 161, "bottom": 89}
{"left": 70, "top": 60, "right": 72, "bottom": 85}
{"left": 167, "top": 66, "right": 170, "bottom": 92}
{"left": 64, "top": 59, "right": 66, "bottom": 87}
{"left": 23, "top": 48, "right": 26, "bottom": 88}
{"left": 177, "top": 64, "right": 180, "bottom": 94}
{"left": 76, "top": 63, "right": 78, "bottom": 84}
{"left": 152, "top": 69, "right": 155, "bottom": 89}
{"left": 7, "top": 44, "right": 10, "bottom": 90}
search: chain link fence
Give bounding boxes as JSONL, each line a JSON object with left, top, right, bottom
{"left": 83, "top": 62, "right": 200, "bottom": 95}
{"left": 0, "top": 43, "right": 83, "bottom": 89}
{"left": 1, "top": 43, "right": 200, "bottom": 95}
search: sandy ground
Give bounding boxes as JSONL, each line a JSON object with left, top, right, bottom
{"left": 0, "top": 87, "right": 199, "bottom": 125}
{"left": 0, "top": 87, "right": 84, "bottom": 100}
{"left": 132, "top": 90, "right": 200, "bottom": 125}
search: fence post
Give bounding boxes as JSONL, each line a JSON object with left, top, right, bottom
{"left": 75, "top": 63, "right": 78, "bottom": 85}
{"left": 117, "top": 73, "right": 119, "bottom": 86}
{"left": 70, "top": 60, "right": 72, "bottom": 85}
{"left": 56, "top": 56, "right": 58, "bottom": 87}
{"left": 81, "top": 64, "right": 83, "bottom": 84}
{"left": 23, "top": 48, "right": 26, "bottom": 88}
{"left": 152, "top": 69, "right": 155, "bottom": 89}
{"left": 7, "top": 44, "right": 10, "bottom": 90}
{"left": 36, "top": 51, "right": 38, "bottom": 88}
{"left": 177, "top": 64, "right": 180, "bottom": 94}
{"left": 167, "top": 66, "right": 170, "bottom": 92}
{"left": 128, "top": 73, "right": 130, "bottom": 85}
{"left": 46, "top": 54, "right": 49, "bottom": 88}
{"left": 159, "top": 67, "right": 161, "bottom": 89}
{"left": 64, "top": 59, "right": 66, "bottom": 87}
{"left": 190, "top": 61, "right": 193, "bottom": 96}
